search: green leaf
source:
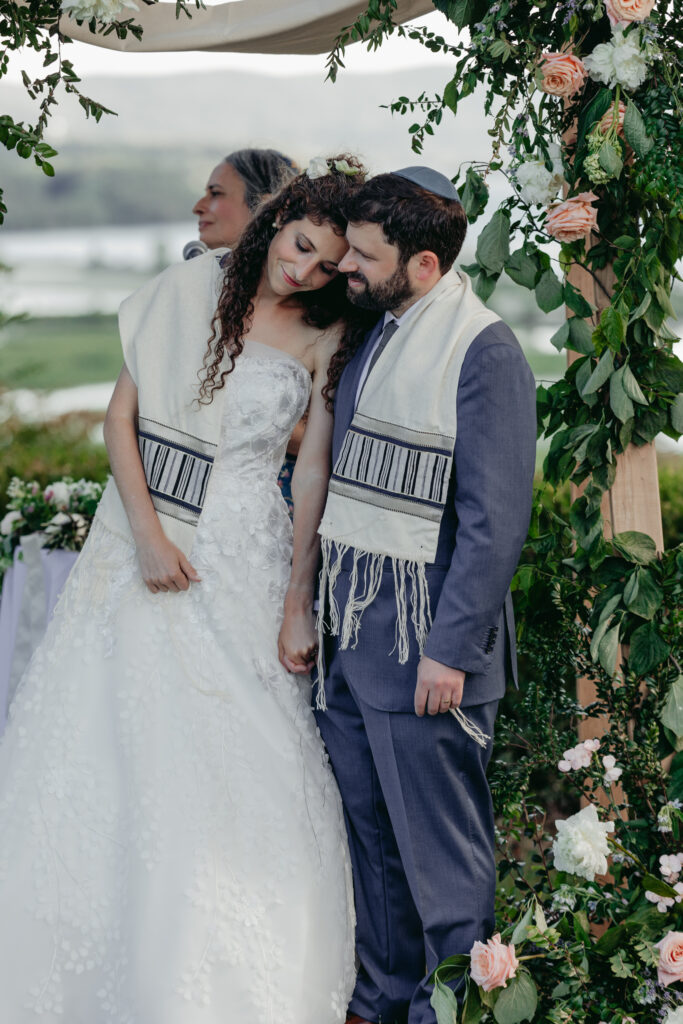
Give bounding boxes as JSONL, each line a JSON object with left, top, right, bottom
{"left": 609, "top": 366, "right": 635, "bottom": 424}
{"left": 612, "top": 531, "right": 658, "bottom": 564}
{"left": 535, "top": 268, "right": 564, "bottom": 313}
{"left": 623, "top": 101, "right": 654, "bottom": 158}
{"left": 473, "top": 270, "right": 498, "bottom": 303}
{"left": 449, "top": 0, "right": 477, "bottom": 29}
{"left": 629, "top": 621, "right": 670, "bottom": 676}
{"left": 591, "top": 613, "right": 615, "bottom": 663}
{"left": 642, "top": 874, "right": 678, "bottom": 898}
{"left": 582, "top": 349, "right": 614, "bottom": 395}
{"left": 534, "top": 900, "right": 548, "bottom": 934}
{"left": 549, "top": 321, "right": 570, "bottom": 353}
{"left": 564, "top": 283, "right": 593, "bottom": 318}
{"left": 670, "top": 393, "right": 683, "bottom": 434}
{"left": 476, "top": 211, "right": 510, "bottom": 274}
{"left": 661, "top": 676, "right": 683, "bottom": 740}
{"left": 430, "top": 977, "right": 459, "bottom": 1024}
{"left": 609, "top": 950, "right": 634, "bottom": 978}
{"left": 598, "top": 622, "right": 621, "bottom": 675}
{"left": 624, "top": 567, "right": 662, "bottom": 619}
{"left": 463, "top": 983, "right": 484, "bottom": 1024}
{"left": 493, "top": 971, "right": 538, "bottom": 1024}
{"left": 443, "top": 77, "right": 459, "bottom": 114}
{"left": 461, "top": 167, "right": 489, "bottom": 224}
{"left": 505, "top": 249, "right": 538, "bottom": 290}
{"left": 594, "top": 923, "right": 628, "bottom": 955}
{"left": 511, "top": 902, "right": 534, "bottom": 945}
{"left": 601, "top": 305, "right": 626, "bottom": 348}
{"left": 568, "top": 317, "right": 596, "bottom": 355}
{"left": 598, "top": 142, "right": 623, "bottom": 178}
{"left": 621, "top": 365, "right": 648, "bottom": 405}
{"left": 628, "top": 292, "right": 651, "bottom": 324}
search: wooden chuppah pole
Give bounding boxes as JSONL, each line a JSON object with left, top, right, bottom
{"left": 566, "top": 250, "right": 664, "bottom": 747}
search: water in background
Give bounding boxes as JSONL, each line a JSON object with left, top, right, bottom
{"left": 0, "top": 221, "right": 196, "bottom": 316}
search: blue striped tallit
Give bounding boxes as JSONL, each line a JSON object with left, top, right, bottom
{"left": 330, "top": 416, "right": 452, "bottom": 523}
{"left": 137, "top": 418, "right": 216, "bottom": 527}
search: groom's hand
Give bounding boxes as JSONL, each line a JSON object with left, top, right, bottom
{"left": 414, "top": 656, "right": 465, "bottom": 717}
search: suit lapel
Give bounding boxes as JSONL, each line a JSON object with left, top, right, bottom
{"left": 333, "top": 318, "right": 383, "bottom": 459}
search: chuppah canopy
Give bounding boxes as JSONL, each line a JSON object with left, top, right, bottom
{"left": 60, "top": 0, "right": 434, "bottom": 54}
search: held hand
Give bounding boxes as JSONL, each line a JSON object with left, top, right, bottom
{"left": 278, "top": 607, "right": 318, "bottom": 675}
{"left": 414, "top": 656, "right": 465, "bottom": 717}
{"left": 137, "top": 534, "right": 201, "bottom": 594}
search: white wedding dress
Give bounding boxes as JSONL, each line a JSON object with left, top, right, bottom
{"left": 0, "top": 341, "right": 356, "bottom": 1024}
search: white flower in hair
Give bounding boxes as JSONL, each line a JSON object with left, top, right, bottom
{"left": 61, "top": 0, "right": 138, "bottom": 24}
{"left": 306, "top": 157, "right": 331, "bottom": 180}
{"left": 333, "top": 159, "right": 361, "bottom": 176}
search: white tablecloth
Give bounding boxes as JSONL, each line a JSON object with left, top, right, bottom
{"left": 0, "top": 538, "right": 78, "bottom": 732}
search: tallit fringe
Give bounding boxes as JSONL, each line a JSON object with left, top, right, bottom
{"left": 340, "top": 548, "right": 386, "bottom": 651}
{"left": 449, "top": 707, "right": 491, "bottom": 749}
{"left": 316, "top": 541, "right": 432, "bottom": 710}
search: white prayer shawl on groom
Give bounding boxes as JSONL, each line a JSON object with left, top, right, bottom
{"left": 96, "top": 250, "right": 228, "bottom": 555}
{"left": 317, "top": 269, "right": 500, "bottom": 675}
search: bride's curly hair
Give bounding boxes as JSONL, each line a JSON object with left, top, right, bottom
{"left": 198, "top": 155, "right": 376, "bottom": 408}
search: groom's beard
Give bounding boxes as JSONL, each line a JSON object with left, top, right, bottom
{"left": 345, "top": 262, "right": 414, "bottom": 312}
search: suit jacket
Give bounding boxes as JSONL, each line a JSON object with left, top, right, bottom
{"left": 330, "top": 308, "right": 537, "bottom": 710}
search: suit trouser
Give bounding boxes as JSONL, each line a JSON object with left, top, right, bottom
{"left": 315, "top": 636, "right": 499, "bottom": 1024}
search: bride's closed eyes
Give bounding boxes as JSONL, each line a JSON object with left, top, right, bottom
{"left": 295, "top": 236, "right": 338, "bottom": 276}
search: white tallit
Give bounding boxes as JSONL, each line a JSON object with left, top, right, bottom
{"left": 96, "top": 250, "right": 228, "bottom": 555}
{"left": 317, "top": 270, "right": 500, "bottom": 683}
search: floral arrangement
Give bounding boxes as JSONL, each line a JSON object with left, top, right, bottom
{"left": 327, "top": 0, "right": 683, "bottom": 1020}
{"left": 0, "top": 476, "right": 103, "bottom": 583}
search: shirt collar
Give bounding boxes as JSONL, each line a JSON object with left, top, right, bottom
{"left": 382, "top": 288, "right": 432, "bottom": 330}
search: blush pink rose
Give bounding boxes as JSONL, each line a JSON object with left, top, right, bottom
{"left": 469, "top": 933, "right": 519, "bottom": 991}
{"left": 605, "top": 0, "right": 655, "bottom": 24}
{"left": 656, "top": 931, "right": 683, "bottom": 987}
{"left": 546, "top": 192, "right": 599, "bottom": 243}
{"left": 539, "top": 52, "right": 587, "bottom": 98}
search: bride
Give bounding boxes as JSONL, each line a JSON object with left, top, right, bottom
{"left": 0, "top": 157, "right": 371, "bottom": 1023}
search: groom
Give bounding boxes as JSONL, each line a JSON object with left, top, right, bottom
{"left": 313, "top": 167, "right": 537, "bottom": 1024}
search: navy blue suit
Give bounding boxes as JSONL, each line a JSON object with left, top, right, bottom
{"left": 314, "top": 307, "right": 537, "bottom": 1024}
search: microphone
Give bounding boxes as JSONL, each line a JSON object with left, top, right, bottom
{"left": 183, "top": 240, "right": 208, "bottom": 261}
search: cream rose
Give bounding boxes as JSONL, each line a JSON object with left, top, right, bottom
{"left": 605, "top": 0, "right": 655, "bottom": 24}
{"left": 0, "top": 510, "right": 24, "bottom": 536}
{"left": 656, "top": 931, "right": 683, "bottom": 987}
{"left": 539, "top": 52, "right": 587, "bottom": 97}
{"left": 584, "top": 28, "right": 651, "bottom": 90}
{"left": 546, "top": 192, "right": 599, "bottom": 243}
{"left": 664, "top": 1007, "right": 683, "bottom": 1024}
{"left": 61, "top": 0, "right": 138, "bottom": 22}
{"left": 552, "top": 803, "right": 614, "bottom": 881}
{"left": 469, "top": 933, "right": 519, "bottom": 991}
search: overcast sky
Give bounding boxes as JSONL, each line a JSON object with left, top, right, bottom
{"left": 8, "top": 9, "right": 461, "bottom": 83}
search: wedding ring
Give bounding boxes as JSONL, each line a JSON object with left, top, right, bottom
{"left": 441, "top": 697, "right": 451, "bottom": 706}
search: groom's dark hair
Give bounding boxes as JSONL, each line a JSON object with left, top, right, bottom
{"left": 344, "top": 174, "right": 467, "bottom": 273}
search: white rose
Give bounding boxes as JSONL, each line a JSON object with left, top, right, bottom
{"left": 61, "top": 0, "right": 138, "bottom": 23}
{"left": 515, "top": 157, "right": 565, "bottom": 206}
{"left": 306, "top": 157, "right": 331, "bottom": 180}
{"left": 0, "top": 510, "right": 24, "bottom": 536}
{"left": 43, "top": 481, "right": 71, "bottom": 509}
{"left": 43, "top": 512, "right": 72, "bottom": 537}
{"left": 552, "top": 804, "right": 615, "bottom": 881}
{"left": 664, "top": 1007, "right": 683, "bottom": 1024}
{"left": 584, "top": 28, "right": 650, "bottom": 90}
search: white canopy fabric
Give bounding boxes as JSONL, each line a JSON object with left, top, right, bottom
{"left": 60, "top": 0, "right": 434, "bottom": 54}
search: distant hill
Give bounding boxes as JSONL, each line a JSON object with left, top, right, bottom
{"left": 1, "top": 67, "right": 494, "bottom": 231}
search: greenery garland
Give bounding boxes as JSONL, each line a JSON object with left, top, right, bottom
{"left": 0, "top": 0, "right": 202, "bottom": 222}
{"left": 328, "top": 2, "right": 683, "bottom": 1021}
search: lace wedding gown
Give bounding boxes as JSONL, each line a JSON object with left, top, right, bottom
{"left": 0, "top": 341, "right": 356, "bottom": 1024}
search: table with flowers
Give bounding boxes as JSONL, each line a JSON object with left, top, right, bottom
{"left": 0, "top": 477, "right": 103, "bottom": 730}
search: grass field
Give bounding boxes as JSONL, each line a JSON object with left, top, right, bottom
{"left": 0, "top": 315, "right": 123, "bottom": 390}
{"left": 0, "top": 314, "right": 566, "bottom": 391}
